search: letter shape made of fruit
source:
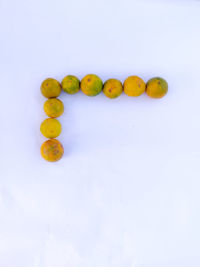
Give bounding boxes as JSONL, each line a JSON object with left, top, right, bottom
{"left": 40, "top": 75, "right": 168, "bottom": 161}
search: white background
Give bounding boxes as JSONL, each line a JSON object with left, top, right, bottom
{"left": 1, "top": 0, "right": 200, "bottom": 266}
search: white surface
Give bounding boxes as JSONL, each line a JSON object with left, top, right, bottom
{"left": 1, "top": 0, "right": 200, "bottom": 266}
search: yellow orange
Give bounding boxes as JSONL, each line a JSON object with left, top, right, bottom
{"left": 124, "top": 76, "right": 146, "bottom": 97}
{"left": 41, "top": 139, "right": 64, "bottom": 162}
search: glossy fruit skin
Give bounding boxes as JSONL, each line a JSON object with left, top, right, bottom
{"left": 103, "top": 79, "right": 123, "bottom": 99}
{"left": 44, "top": 98, "right": 64, "bottom": 118}
{"left": 40, "top": 118, "right": 62, "bottom": 138}
{"left": 124, "top": 76, "right": 146, "bottom": 97}
{"left": 61, "top": 75, "right": 80, "bottom": 94}
{"left": 41, "top": 78, "right": 61, "bottom": 98}
{"left": 41, "top": 139, "right": 64, "bottom": 162}
{"left": 146, "top": 77, "right": 168, "bottom": 98}
{"left": 81, "top": 74, "right": 103, "bottom": 96}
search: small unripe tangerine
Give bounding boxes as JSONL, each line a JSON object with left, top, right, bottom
{"left": 44, "top": 98, "right": 64, "bottom": 118}
{"left": 124, "top": 76, "right": 146, "bottom": 97}
{"left": 61, "top": 75, "right": 80, "bottom": 94}
{"left": 41, "top": 78, "right": 61, "bottom": 98}
{"left": 81, "top": 74, "right": 103, "bottom": 96}
{"left": 103, "top": 79, "right": 123, "bottom": 99}
{"left": 146, "top": 77, "right": 168, "bottom": 98}
{"left": 40, "top": 118, "right": 62, "bottom": 138}
{"left": 41, "top": 139, "right": 64, "bottom": 162}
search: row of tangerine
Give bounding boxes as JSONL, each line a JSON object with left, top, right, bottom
{"left": 40, "top": 98, "right": 64, "bottom": 161}
{"left": 40, "top": 81, "right": 65, "bottom": 161}
{"left": 41, "top": 75, "right": 168, "bottom": 99}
